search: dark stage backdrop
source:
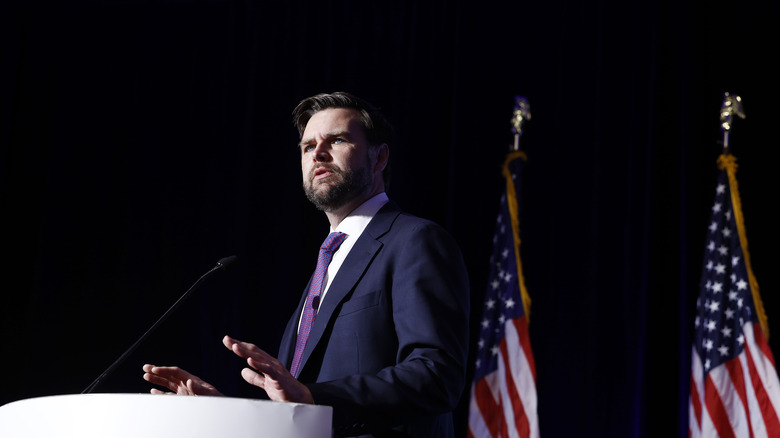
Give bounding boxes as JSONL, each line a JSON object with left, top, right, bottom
{"left": 2, "top": 1, "right": 779, "bottom": 436}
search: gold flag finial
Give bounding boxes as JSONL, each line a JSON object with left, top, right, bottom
{"left": 510, "top": 96, "right": 531, "bottom": 151}
{"left": 720, "top": 92, "right": 745, "bottom": 152}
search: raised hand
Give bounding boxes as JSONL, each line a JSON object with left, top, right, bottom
{"left": 142, "top": 364, "right": 224, "bottom": 397}
{"left": 222, "top": 335, "right": 313, "bottom": 404}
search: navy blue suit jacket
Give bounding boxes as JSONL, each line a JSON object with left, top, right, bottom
{"left": 278, "top": 201, "right": 470, "bottom": 437}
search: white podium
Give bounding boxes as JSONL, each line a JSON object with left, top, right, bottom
{"left": 0, "top": 393, "right": 332, "bottom": 437}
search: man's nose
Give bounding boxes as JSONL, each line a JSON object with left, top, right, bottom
{"left": 312, "top": 142, "right": 331, "bottom": 162}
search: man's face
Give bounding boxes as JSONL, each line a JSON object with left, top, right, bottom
{"left": 299, "top": 108, "right": 376, "bottom": 212}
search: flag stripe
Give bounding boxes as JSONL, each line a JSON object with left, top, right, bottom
{"left": 745, "top": 324, "right": 780, "bottom": 436}
{"left": 500, "top": 322, "right": 529, "bottom": 437}
{"left": 704, "top": 374, "right": 738, "bottom": 438}
{"left": 753, "top": 322, "right": 777, "bottom": 369}
{"left": 472, "top": 376, "right": 501, "bottom": 437}
{"left": 690, "top": 370, "right": 703, "bottom": 432}
{"left": 513, "top": 315, "right": 537, "bottom": 381}
{"left": 725, "top": 357, "right": 754, "bottom": 437}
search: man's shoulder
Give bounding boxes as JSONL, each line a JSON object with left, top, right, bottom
{"left": 374, "top": 203, "right": 455, "bottom": 240}
{"left": 376, "top": 201, "right": 438, "bottom": 228}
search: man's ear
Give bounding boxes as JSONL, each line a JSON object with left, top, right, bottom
{"left": 374, "top": 143, "right": 389, "bottom": 174}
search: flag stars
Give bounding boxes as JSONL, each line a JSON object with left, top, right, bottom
{"left": 505, "top": 298, "right": 516, "bottom": 309}
{"left": 485, "top": 299, "right": 496, "bottom": 309}
{"left": 691, "top": 174, "right": 767, "bottom": 402}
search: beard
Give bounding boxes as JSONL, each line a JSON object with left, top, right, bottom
{"left": 303, "top": 163, "right": 372, "bottom": 212}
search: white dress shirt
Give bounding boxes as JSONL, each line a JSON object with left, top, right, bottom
{"left": 298, "top": 192, "right": 390, "bottom": 331}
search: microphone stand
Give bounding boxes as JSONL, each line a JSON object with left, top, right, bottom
{"left": 81, "top": 255, "right": 237, "bottom": 394}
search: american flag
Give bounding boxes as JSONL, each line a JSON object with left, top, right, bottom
{"left": 468, "top": 151, "right": 539, "bottom": 438}
{"left": 689, "top": 153, "right": 780, "bottom": 437}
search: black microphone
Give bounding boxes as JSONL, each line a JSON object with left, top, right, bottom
{"left": 81, "top": 255, "right": 238, "bottom": 394}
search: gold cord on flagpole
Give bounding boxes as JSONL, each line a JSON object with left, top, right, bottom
{"left": 503, "top": 152, "right": 530, "bottom": 321}
{"left": 716, "top": 92, "right": 768, "bottom": 339}
{"left": 506, "top": 95, "right": 532, "bottom": 320}
{"left": 717, "top": 153, "right": 769, "bottom": 340}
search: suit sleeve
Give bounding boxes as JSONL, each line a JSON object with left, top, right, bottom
{"left": 306, "top": 219, "right": 470, "bottom": 436}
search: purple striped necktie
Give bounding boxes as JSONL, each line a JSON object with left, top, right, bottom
{"left": 290, "top": 231, "right": 347, "bottom": 377}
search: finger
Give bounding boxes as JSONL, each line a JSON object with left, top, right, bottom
{"left": 246, "top": 356, "right": 276, "bottom": 375}
{"left": 241, "top": 367, "right": 266, "bottom": 389}
{"left": 148, "top": 365, "right": 187, "bottom": 376}
{"left": 232, "top": 342, "right": 273, "bottom": 363}
{"left": 186, "top": 379, "right": 197, "bottom": 395}
{"left": 144, "top": 371, "right": 185, "bottom": 390}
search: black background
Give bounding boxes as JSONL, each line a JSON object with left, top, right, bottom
{"left": 2, "top": 1, "right": 779, "bottom": 436}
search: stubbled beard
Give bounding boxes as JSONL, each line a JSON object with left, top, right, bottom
{"left": 304, "top": 164, "right": 371, "bottom": 212}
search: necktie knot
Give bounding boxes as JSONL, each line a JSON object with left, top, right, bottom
{"left": 321, "top": 231, "right": 347, "bottom": 253}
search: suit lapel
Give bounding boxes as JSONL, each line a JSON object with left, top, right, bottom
{"left": 296, "top": 202, "right": 400, "bottom": 372}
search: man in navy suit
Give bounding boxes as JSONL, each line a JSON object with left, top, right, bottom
{"left": 143, "top": 92, "right": 470, "bottom": 437}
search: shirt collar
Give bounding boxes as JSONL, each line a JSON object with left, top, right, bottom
{"left": 333, "top": 192, "right": 390, "bottom": 236}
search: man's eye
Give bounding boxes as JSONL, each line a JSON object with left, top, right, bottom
{"left": 302, "top": 145, "right": 315, "bottom": 152}
{"left": 333, "top": 138, "right": 344, "bottom": 144}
